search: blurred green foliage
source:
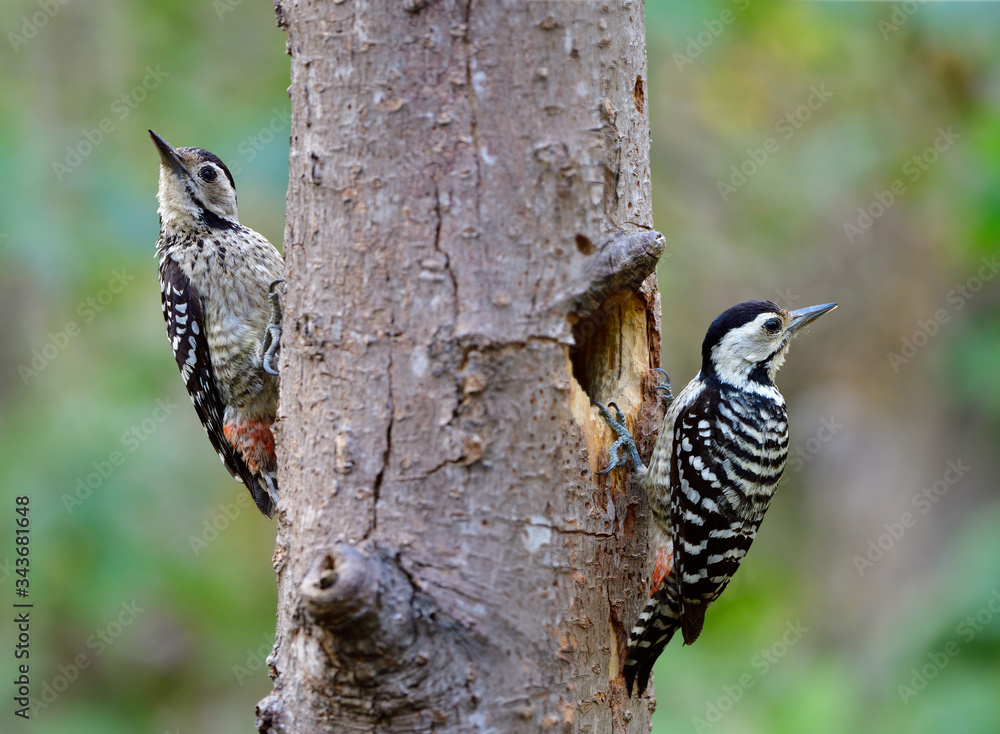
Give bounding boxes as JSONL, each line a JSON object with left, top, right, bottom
{"left": 0, "top": 1, "right": 998, "bottom": 732}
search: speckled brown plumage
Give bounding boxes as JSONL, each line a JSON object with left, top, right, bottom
{"left": 150, "top": 130, "right": 284, "bottom": 517}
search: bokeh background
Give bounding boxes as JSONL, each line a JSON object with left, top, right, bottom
{"left": 1, "top": 1, "right": 998, "bottom": 732}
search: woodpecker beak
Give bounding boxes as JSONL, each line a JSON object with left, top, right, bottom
{"left": 149, "top": 130, "right": 188, "bottom": 178}
{"left": 787, "top": 302, "right": 837, "bottom": 337}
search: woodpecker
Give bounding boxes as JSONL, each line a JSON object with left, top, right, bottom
{"left": 596, "top": 300, "right": 836, "bottom": 696}
{"left": 149, "top": 130, "right": 284, "bottom": 518}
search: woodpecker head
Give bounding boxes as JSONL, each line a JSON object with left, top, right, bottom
{"left": 149, "top": 130, "right": 238, "bottom": 228}
{"left": 701, "top": 300, "right": 837, "bottom": 389}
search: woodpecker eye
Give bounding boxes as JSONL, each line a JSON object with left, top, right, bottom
{"left": 763, "top": 317, "right": 782, "bottom": 334}
{"left": 199, "top": 166, "right": 218, "bottom": 182}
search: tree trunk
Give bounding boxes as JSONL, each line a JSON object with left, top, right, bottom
{"left": 260, "top": 0, "right": 662, "bottom": 731}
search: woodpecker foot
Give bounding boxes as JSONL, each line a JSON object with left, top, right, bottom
{"left": 593, "top": 401, "right": 644, "bottom": 474}
{"left": 650, "top": 547, "right": 673, "bottom": 595}
{"left": 262, "top": 279, "right": 284, "bottom": 376}
{"left": 652, "top": 367, "right": 673, "bottom": 407}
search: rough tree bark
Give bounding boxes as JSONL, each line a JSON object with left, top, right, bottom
{"left": 259, "top": 0, "right": 663, "bottom": 731}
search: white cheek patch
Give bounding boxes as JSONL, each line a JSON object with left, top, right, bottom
{"left": 711, "top": 313, "right": 789, "bottom": 389}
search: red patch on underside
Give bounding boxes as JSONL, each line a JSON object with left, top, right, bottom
{"left": 223, "top": 419, "right": 275, "bottom": 473}
{"left": 650, "top": 547, "right": 673, "bottom": 595}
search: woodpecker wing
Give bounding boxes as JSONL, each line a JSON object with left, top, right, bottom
{"left": 158, "top": 256, "right": 276, "bottom": 517}
{"left": 669, "top": 385, "right": 758, "bottom": 644}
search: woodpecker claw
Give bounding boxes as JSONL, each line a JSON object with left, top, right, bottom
{"left": 593, "top": 400, "right": 645, "bottom": 474}
{"left": 652, "top": 367, "right": 673, "bottom": 407}
{"left": 262, "top": 280, "right": 284, "bottom": 376}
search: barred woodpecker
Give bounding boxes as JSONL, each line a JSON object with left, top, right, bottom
{"left": 596, "top": 300, "right": 836, "bottom": 696}
{"left": 149, "top": 130, "right": 284, "bottom": 518}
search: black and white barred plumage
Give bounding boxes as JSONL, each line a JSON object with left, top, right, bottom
{"left": 598, "top": 300, "right": 836, "bottom": 696}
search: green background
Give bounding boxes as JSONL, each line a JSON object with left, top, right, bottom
{"left": 1, "top": 1, "right": 998, "bottom": 732}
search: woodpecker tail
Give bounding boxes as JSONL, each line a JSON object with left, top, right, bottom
{"left": 623, "top": 575, "right": 682, "bottom": 696}
{"left": 255, "top": 470, "right": 278, "bottom": 519}
{"left": 222, "top": 418, "right": 278, "bottom": 519}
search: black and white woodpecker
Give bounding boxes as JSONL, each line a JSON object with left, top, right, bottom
{"left": 596, "top": 300, "right": 836, "bottom": 696}
{"left": 149, "top": 130, "right": 284, "bottom": 518}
